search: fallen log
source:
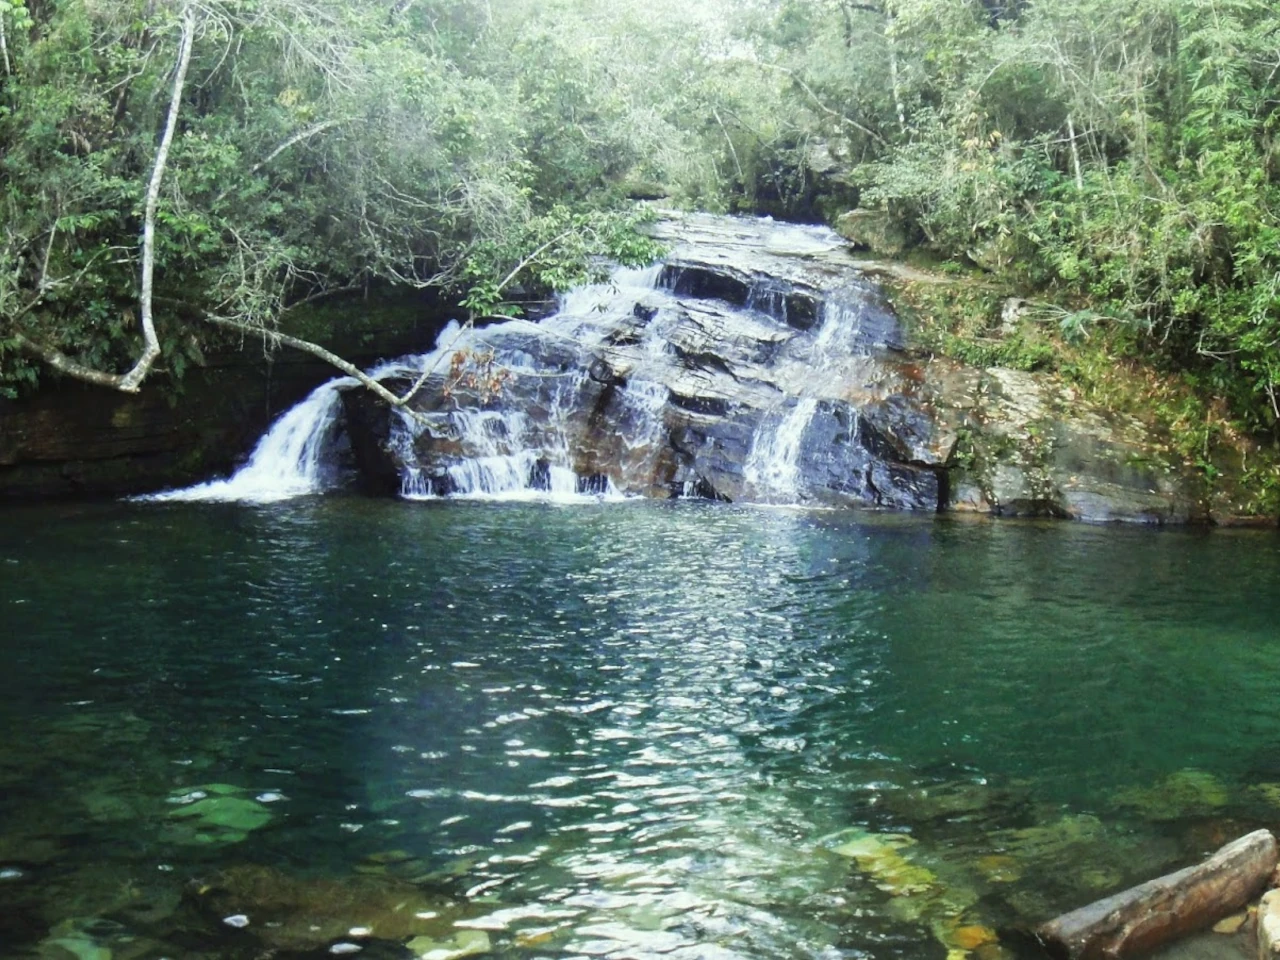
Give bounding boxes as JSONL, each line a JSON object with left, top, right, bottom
{"left": 1037, "top": 829, "right": 1278, "bottom": 960}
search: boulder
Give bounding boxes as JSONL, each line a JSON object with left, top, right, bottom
{"left": 934, "top": 366, "right": 1207, "bottom": 524}
{"left": 1037, "top": 829, "right": 1278, "bottom": 960}
{"left": 1257, "top": 889, "right": 1280, "bottom": 960}
{"left": 836, "top": 209, "right": 910, "bottom": 258}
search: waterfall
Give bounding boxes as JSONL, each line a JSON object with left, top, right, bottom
{"left": 743, "top": 398, "right": 819, "bottom": 503}
{"left": 137, "top": 215, "right": 927, "bottom": 512}
{"left": 408, "top": 408, "right": 599, "bottom": 502}
{"left": 140, "top": 381, "right": 347, "bottom": 503}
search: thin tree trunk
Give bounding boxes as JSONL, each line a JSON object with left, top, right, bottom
{"left": 118, "top": 5, "right": 196, "bottom": 392}
{"left": 0, "top": 13, "right": 11, "bottom": 77}
{"left": 1067, "top": 113, "right": 1084, "bottom": 191}
{"left": 888, "top": 36, "right": 906, "bottom": 134}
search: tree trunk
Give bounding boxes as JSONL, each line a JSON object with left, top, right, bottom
{"left": 119, "top": 4, "right": 197, "bottom": 392}
{"left": 1037, "top": 830, "right": 1277, "bottom": 960}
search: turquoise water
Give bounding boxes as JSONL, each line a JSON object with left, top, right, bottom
{"left": 2, "top": 500, "right": 1279, "bottom": 959}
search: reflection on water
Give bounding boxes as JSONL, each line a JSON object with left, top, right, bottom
{"left": 2, "top": 501, "right": 1280, "bottom": 959}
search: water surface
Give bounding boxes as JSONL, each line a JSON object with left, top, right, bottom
{"left": 1, "top": 501, "right": 1277, "bottom": 959}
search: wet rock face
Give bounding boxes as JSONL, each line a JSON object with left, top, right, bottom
{"left": 357, "top": 215, "right": 953, "bottom": 510}
{"left": 341, "top": 213, "right": 1208, "bottom": 522}
{"left": 936, "top": 367, "right": 1207, "bottom": 524}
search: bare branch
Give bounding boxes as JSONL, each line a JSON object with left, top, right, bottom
{"left": 12, "top": 333, "right": 146, "bottom": 389}
{"left": 753, "top": 62, "right": 888, "bottom": 146}
{"left": 215, "top": 118, "right": 348, "bottom": 203}
{"left": 119, "top": 5, "right": 198, "bottom": 393}
{"left": 12, "top": 10, "right": 196, "bottom": 394}
{"left": 200, "top": 312, "right": 468, "bottom": 415}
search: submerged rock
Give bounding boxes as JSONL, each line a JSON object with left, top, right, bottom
{"left": 1114, "top": 770, "right": 1230, "bottom": 822}
{"left": 826, "top": 828, "right": 938, "bottom": 897}
{"left": 165, "top": 784, "right": 272, "bottom": 846}
{"left": 189, "top": 864, "right": 465, "bottom": 952}
{"left": 407, "top": 929, "right": 491, "bottom": 959}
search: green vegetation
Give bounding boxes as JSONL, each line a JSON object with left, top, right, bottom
{"left": 0, "top": 0, "right": 704, "bottom": 398}
{"left": 753, "top": 1, "right": 1280, "bottom": 435}
{"left": 3, "top": 0, "right": 1280, "bottom": 503}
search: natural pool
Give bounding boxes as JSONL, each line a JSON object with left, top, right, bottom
{"left": 2, "top": 499, "right": 1279, "bottom": 960}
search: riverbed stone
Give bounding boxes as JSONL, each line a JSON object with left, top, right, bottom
{"left": 1114, "top": 770, "right": 1230, "bottom": 821}
{"left": 407, "top": 929, "right": 491, "bottom": 959}
{"left": 190, "top": 864, "right": 466, "bottom": 952}
{"left": 1214, "top": 912, "right": 1247, "bottom": 934}
{"left": 825, "top": 829, "right": 939, "bottom": 897}
{"left": 165, "top": 784, "right": 272, "bottom": 846}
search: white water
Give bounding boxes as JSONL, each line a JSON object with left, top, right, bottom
{"left": 813, "top": 297, "right": 864, "bottom": 364}
{"left": 140, "top": 381, "right": 347, "bottom": 503}
{"left": 743, "top": 398, "right": 819, "bottom": 502}
{"left": 138, "top": 225, "right": 891, "bottom": 508}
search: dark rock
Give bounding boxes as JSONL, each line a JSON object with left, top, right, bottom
{"left": 835, "top": 209, "right": 910, "bottom": 257}
{"left": 338, "top": 387, "right": 403, "bottom": 497}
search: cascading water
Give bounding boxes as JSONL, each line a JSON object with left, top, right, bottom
{"left": 743, "top": 398, "right": 820, "bottom": 502}
{"left": 140, "top": 381, "right": 347, "bottom": 503}
{"left": 142, "top": 215, "right": 942, "bottom": 512}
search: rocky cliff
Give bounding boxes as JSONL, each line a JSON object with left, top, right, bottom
{"left": 329, "top": 214, "right": 1226, "bottom": 523}
{"left": 0, "top": 306, "right": 440, "bottom": 500}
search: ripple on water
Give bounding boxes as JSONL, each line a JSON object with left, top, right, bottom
{"left": 3, "top": 503, "right": 1280, "bottom": 958}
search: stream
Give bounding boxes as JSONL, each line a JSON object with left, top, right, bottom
{"left": 3, "top": 499, "right": 1279, "bottom": 959}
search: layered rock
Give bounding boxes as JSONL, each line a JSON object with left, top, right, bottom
{"left": 336, "top": 213, "right": 1211, "bottom": 523}
{"left": 0, "top": 302, "right": 441, "bottom": 500}
{"left": 358, "top": 216, "right": 956, "bottom": 511}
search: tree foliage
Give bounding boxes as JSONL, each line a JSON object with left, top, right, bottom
{"left": 4, "top": 0, "right": 1280, "bottom": 445}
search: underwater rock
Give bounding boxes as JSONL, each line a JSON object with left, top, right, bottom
{"left": 882, "top": 778, "right": 1011, "bottom": 824}
{"left": 826, "top": 829, "right": 938, "bottom": 897}
{"left": 165, "top": 784, "right": 272, "bottom": 845}
{"left": 36, "top": 917, "right": 164, "bottom": 960}
{"left": 999, "top": 814, "right": 1112, "bottom": 863}
{"left": 190, "top": 864, "right": 465, "bottom": 952}
{"left": 38, "top": 936, "right": 112, "bottom": 960}
{"left": 1037, "top": 829, "right": 1277, "bottom": 960}
{"left": 1212, "top": 912, "right": 1247, "bottom": 935}
{"left": 1114, "top": 770, "right": 1230, "bottom": 822}
{"left": 406, "top": 929, "right": 491, "bottom": 960}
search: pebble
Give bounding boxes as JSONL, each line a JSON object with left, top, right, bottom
{"left": 223, "top": 914, "right": 250, "bottom": 928}
{"left": 1213, "top": 912, "right": 1247, "bottom": 934}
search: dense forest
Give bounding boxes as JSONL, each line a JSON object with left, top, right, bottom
{"left": 2, "top": 0, "right": 1279, "bottom": 489}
